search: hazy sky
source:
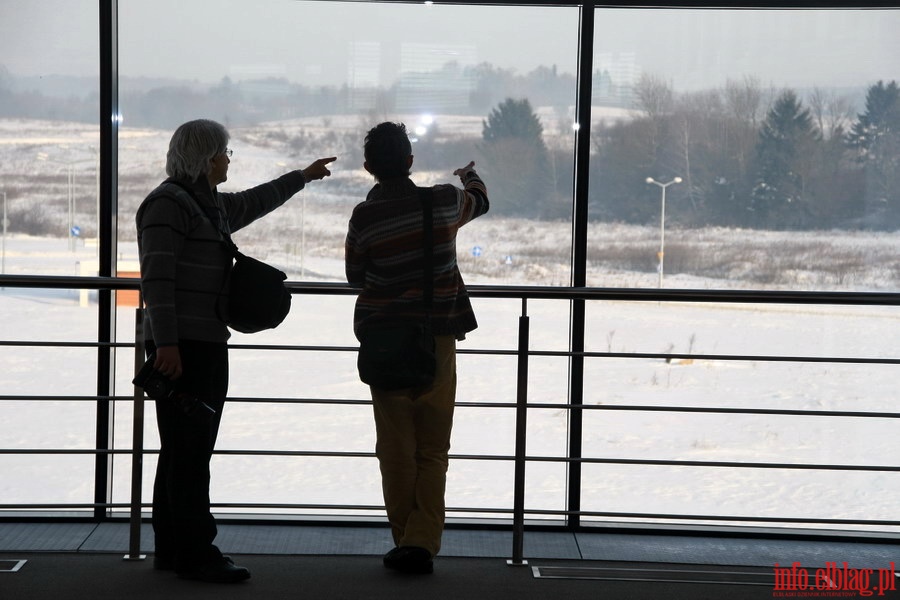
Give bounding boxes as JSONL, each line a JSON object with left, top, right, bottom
{"left": 1, "top": 1, "right": 898, "bottom": 92}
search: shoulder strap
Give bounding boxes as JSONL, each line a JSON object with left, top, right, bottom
{"left": 418, "top": 187, "right": 434, "bottom": 310}
{"left": 162, "top": 179, "right": 240, "bottom": 256}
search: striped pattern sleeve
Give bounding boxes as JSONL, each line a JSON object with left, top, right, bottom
{"left": 137, "top": 183, "right": 233, "bottom": 345}
{"left": 136, "top": 192, "right": 194, "bottom": 346}
{"left": 219, "top": 170, "right": 306, "bottom": 233}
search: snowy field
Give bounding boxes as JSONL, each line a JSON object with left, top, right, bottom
{"left": 1, "top": 117, "right": 899, "bottom": 535}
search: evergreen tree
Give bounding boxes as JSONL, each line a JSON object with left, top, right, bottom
{"left": 749, "top": 90, "right": 818, "bottom": 228}
{"left": 846, "top": 80, "right": 900, "bottom": 228}
{"left": 479, "top": 98, "right": 554, "bottom": 217}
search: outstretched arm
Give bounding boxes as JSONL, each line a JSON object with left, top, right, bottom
{"left": 451, "top": 161, "right": 489, "bottom": 225}
{"left": 453, "top": 160, "right": 477, "bottom": 181}
{"left": 302, "top": 157, "right": 337, "bottom": 181}
{"left": 221, "top": 156, "right": 337, "bottom": 232}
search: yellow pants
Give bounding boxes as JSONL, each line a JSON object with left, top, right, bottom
{"left": 370, "top": 335, "right": 457, "bottom": 557}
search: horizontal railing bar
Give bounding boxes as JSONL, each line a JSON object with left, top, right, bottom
{"left": 292, "top": 281, "right": 900, "bottom": 306}
{"left": 518, "top": 509, "right": 900, "bottom": 527}
{"left": 568, "top": 404, "right": 900, "bottom": 419}
{"left": 0, "top": 341, "right": 134, "bottom": 349}
{"left": 2, "top": 274, "right": 898, "bottom": 306}
{"left": 210, "top": 504, "right": 514, "bottom": 515}
{"left": 0, "top": 504, "right": 136, "bottom": 510}
{"left": 0, "top": 275, "right": 144, "bottom": 290}
{"left": 5, "top": 395, "right": 900, "bottom": 421}
{"left": 0, "top": 396, "right": 128, "bottom": 402}
{"left": 218, "top": 399, "right": 900, "bottom": 421}
{"left": 2, "top": 338, "right": 896, "bottom": 366}
{"left": 1, "top": 449, "right": 146, "bottom": 455}
{"left": 3, "top": 334, "right": 894, "bottom": 365}
{"left": 224, "top": 397, "right": 900, "bottom": 419}
{"left": 227, "top": 344, "right": 900, "bottom": 366}
{"left": 6, "top": 447, "right": 900, "bottom": 473}
{"left": 522, "top": 456, "right": 900, "bottom": 471}
{"left": 469, "top": 284, "right": 900, "bottom": 306}
{"left": 526, "top": 350, "right": 900, "bottom": 364}
{"left": 6, "top": 336, "right": 893, "bottom": 365}
{"left": 2, "top": 502, "right": 897, "bottom": 528}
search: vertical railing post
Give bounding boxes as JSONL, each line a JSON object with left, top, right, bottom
{"left": 124, "top": 307, "right": 146, "bottom": 561}
{"left": 508, "top": 298, "right": 530, "bottom": 566}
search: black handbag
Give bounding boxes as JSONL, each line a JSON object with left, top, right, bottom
{"left": 163, "top": 180, "right": 292, "bottom": 334}
{"left": 357, "top": 321, "right": 436, "bottom": 390}
{"left": 220, "top": 242, "right": 292, "bottom": 334}
{"left": 357, "top": 188, "right": 437, "bottom": 390}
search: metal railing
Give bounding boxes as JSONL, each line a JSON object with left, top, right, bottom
{"left": 1, "top": 274, "right": 899, "bottom": 563}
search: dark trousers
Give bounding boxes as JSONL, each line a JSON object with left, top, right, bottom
{"left": 147, "top": 339, "right": 228, "bottom": 570}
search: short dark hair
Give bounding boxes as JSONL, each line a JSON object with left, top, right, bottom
{"left": 364, "top": 122, "right": 412, "bottom": 181}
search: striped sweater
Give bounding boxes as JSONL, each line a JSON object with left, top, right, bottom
{"left": 345, "top": 173, "right": 489, "bottom": 339}
{"left": 136, "top": 172, "right": 306, "bottom": 346}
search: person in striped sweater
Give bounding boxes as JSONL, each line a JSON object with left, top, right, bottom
{"left": 345, "top": 121, "right": 489, "bottom": 574}
{"left": 137, "top": 118, "right": 335, "bottom": 583}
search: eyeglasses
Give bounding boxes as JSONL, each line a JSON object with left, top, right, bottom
{"left": 223, "top": 148, "right": 233, "bottom": 158}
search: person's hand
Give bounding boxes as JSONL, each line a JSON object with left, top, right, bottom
{"left": 153, "top": 345, "right": 183, "bottom": 380}
{"left": 453, "top": 161, "right": 477, "bottom": 180}
{"left": 302, "top": 157, "right": 337, "bottom": 181}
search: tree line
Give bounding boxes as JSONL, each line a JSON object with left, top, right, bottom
{"left": 3, "top": 61, "right": 898, "bottom": 231}
{"left": 0, "top": 62, "right": 576, "bottom": 129}
{"left": 473, "top": 78, "right": 899, "bottom": 231}
{"left": 584, "top": 77, "right": 900, "bottom": 231}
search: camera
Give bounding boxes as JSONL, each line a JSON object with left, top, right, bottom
{"left": 133, "top": 354, "right": 216, "bottom": 419}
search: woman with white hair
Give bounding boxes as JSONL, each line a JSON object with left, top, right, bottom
{"left": 136, "top": 118, "right": 335, "bottom": 583}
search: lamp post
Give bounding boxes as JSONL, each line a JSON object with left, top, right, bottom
{"left": 1, "top": 191, "right": 7, "bottom": 280}
{"left": 37, "top": 152, "right": 95, "bottom": 252}
{"left": 277, "top": 161, "right": 305, "bottom": 277}
{"left": 645, "top": 176, "right": 682, "bottom": 287}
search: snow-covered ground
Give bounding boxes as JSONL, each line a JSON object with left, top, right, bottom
{"left": 1, "top": 232, "right": 898, "bottom": 534}
{"left": 1, "top": 118, "right": 899, "bottom": 535}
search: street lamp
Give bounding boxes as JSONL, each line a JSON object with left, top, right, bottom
{"left": 37, "top": 152, "right": 95, "bottom": 252}
{"left": 1, "top": 191, "right": 7, "bottom": 281}
{"left": 277, "top": 161, "right": 305, "bottom": 278}
{"left": 645, "top": 176, "right": 682, "bottom": 287}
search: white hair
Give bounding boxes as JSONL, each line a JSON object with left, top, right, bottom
{"left": 165, "top": 119, "right": 229, "bottom": 181}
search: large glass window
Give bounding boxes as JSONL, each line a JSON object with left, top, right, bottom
{"left": 3, "top": 1, "right": 898, "bottom": 535}
{"left": 114, "top": 0, "right": 580, "bottom": 518}
{"left": 588, "top": 8, "right": 900, "bottom": 293}
{"left": 584, "top": 7, "right": 900, "bottom": 532}
{"left": 0, "top": 0, "right": 100, "bottom": 512}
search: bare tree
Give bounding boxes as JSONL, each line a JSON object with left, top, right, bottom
{"left": 725, "top": 75, "right": 763, "bottom": 127}
{"left": 808, "top": 87, "right": 854, "bottom": 140}
{"left": 634, "top": 73, "right": 675, "bottom": 121}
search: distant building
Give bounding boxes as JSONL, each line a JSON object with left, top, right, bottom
{"left": 593, "top": 52, "right": 638, "bottom": 107}
{"left": 396, "top": 43, "right": 476, "bottom": 113}
{"left": 348, "top": 41, "right": 382, "bottom": 111}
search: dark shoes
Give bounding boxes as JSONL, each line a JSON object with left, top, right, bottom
{"left": 383, "top": 546, "right": 434, "bottom": 574}
{"left": 175, "top": 556, "right": 251, "bottom": 583}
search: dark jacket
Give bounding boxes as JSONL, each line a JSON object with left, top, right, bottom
{"left": 136, "top": 171, "right": 306, "bottom": 345}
